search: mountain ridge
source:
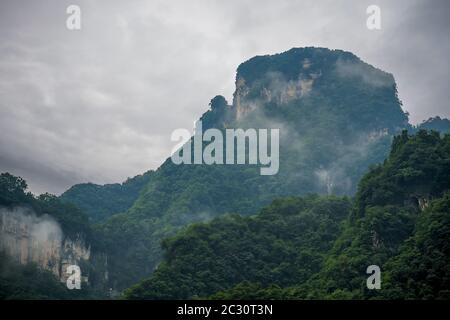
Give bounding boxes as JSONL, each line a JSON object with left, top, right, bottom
{"left": 124, "top": 129, "right": 450, "bottom": 299}
{"left": 60, "top": 47, "right": 450, "bottom": 290}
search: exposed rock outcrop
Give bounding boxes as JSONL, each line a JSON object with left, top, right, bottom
{"left": 0, "top": 206, "right": 95, "bottom": 284}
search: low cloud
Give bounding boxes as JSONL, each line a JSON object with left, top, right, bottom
{"left": 0, "top": 206, "right": 63, "bottom": 265}
{"left": 0, "top": 0, "right": 449, "bottom": 194}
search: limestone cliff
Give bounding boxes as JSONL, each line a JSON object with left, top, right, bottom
{"left": 0, "top": 206, "right": 98, "bottom": 284}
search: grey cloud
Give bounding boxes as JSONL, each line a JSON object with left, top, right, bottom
{"left": 0, "top": 0, "right": 449, "bottom": 194}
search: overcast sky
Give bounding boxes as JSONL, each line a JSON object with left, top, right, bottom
{"left": 0, "top": 0, "right": 449, "bottom": 194}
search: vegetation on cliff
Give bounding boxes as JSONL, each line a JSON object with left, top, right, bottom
{"left": 125, "top": 131, "right": 450, "bottom": 299}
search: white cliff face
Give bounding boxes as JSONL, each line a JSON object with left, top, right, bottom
{"left": 0, "top": 206, "right": 90, "bottom": 282}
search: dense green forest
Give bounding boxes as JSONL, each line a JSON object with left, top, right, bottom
{"left": 125, "top": 130, "right": 450, "bottom": 299}
{"left": 63, "top": 48, "right": 414, "bottom": 289}
{"left": 3, "top": 129, "right": 448, "bottom": 299}
{"left": 0, "top": 251, "right": 103, "bottom": 300}
{"left": 2, "top": 47, "right": 450, "bottom": 299}
{"left": 124, "top": 195, "right": 352, "bottom": 299}
{"left": 61, "top": 48, "right": 450, "bottom": 291}
{"left": 61, "top": 170, "right": 154, "bottom": 223}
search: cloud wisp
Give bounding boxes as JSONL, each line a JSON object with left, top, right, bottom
{"left": 0, "top": 0, "right": 448, "bottom": 194}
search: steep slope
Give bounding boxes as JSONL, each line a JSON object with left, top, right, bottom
{"left": 97, "top": 47, "right": 413, "bottom": 289}
{"left": 303, "top": 129, "right": 450, "bottom": 299}
{"left": 381, "top": 191, "right": 450, "bottom": 299}
{"left": 124, "top": 196, "right": 351, "bottom": 299}
{"left": 130, "top": 47, "right": 408, "bottom": 218}
{"left": 124, "top": 130, "right": 450, "bottom": 299}
{"left": 63, "top": 48, "right": 450, "bottom": 291}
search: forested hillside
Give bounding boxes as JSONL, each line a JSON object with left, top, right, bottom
{"left": 61, "top": 170, "right": 154, "bottom": 223}
{"left": 124, "top": 195, "right": 351, "bottom": 299}
{"left": 82, "top": 47, "right": 414, "bottom": 289}
{"left": 124, "top": 130, "right": 450, "bottom": 299}
{"left": 2, "top": 47, "right": 450, "bottom": 299}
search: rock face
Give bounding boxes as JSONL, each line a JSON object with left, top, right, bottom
{"left": 87, "top": 47, "right": 415, "bottom": 290}
{"left": 0, "top": 206, "right": 91, "bottom": 283}
{"left": 234, "top": 57, "right": 317, "bottom": 119}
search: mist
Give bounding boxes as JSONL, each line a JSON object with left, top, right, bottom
{"left": 0, "top": 0, "right": 449, "bottom": 194}
{"left": 0, "top": 206, "right": 63, "bottom": 267}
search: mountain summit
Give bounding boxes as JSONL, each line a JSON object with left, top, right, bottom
{"left": 62, "top": 47, "right": 446, "bottom": 289}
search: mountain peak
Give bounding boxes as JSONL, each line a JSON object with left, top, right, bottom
{"left": 226, "top": 47, "right": 405, "bottom": 131}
